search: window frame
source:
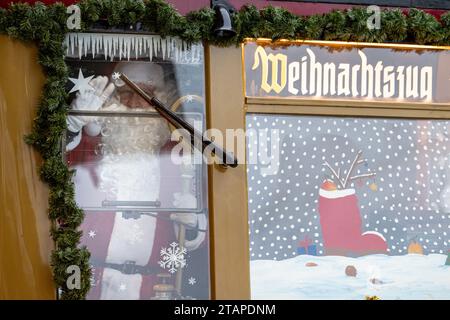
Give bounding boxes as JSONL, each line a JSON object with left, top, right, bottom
{"left": 206, "top": 39, "right": 450, "bottom": 299}
{"left": 62, "top": 32, "right": 212, "bottom": 300}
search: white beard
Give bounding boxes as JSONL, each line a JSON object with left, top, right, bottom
{"left": 72, "top": 102, "right": 174, "bottom": 299}
{"left": 97, "top": 152, "right": 161, "bottom": 299}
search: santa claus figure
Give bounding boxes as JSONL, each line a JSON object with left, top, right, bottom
{"left": 66, "top": 62, "right": 207, "bottom": 299}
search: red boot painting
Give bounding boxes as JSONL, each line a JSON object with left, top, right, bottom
{"left": 318, "top": 150, "right": 387, "bottom": 256}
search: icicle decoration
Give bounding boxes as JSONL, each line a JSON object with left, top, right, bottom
{"left": 64, "top": 33, "right": 203, "bottom": 64}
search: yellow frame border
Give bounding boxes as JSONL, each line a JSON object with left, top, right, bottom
{"left": 209, "top": 41, "right": 450, "bottom": 300}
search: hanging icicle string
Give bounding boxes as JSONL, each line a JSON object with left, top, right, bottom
{"left": 64, "top": 33, "right": 202, "bottom": 63}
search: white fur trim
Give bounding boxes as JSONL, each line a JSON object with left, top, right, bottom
{"left": 319, "top": 188, "right": 355, "bottom": 199}
{"left": 84, "top": 121, "right": 101, "bottom": 136}
{"left": 172, "top": 192, "right": 206, "bottom": 251}
{"left": 100, "top": 268, "right": 142, "bottom": 300}
{"left": 65, "top": 130, "right": 81, "bottom": 152}
{"left": 362, "top": 230, "right": 387, "bottom": 241}
{"left": 184, "top": 213, "right": 207, "bottom": 251}
{"left": 101, "top": 153, "right": 160, "bottom": 265}
{"left": 98, "top": 153, "right": 161, "bottom": 202}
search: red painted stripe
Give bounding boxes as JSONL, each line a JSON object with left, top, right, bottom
{"left": 0, "top": 1, "right": 447, "bottom": 18}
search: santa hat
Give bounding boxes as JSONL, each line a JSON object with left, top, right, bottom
{"left": 112, "top": 62, "right": 165, "bottom": 86}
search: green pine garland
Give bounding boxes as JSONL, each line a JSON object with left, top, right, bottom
{"left": 0, "top": 0, "right": 449, "bottom": 300}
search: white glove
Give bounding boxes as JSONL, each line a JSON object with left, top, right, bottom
{"left": 171, "top": 212, "right": 207, "bottom": 252}
{"left": 67, "top": 76, "right": 115, "bottom": 132}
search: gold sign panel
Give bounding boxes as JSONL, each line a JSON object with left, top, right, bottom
{"left": 243, "top": 39, "right": 450, "bottom": 104}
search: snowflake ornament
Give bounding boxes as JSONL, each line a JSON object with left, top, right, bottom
{"left": 158, "top": 242, "right": 187, "bottom": 274}
{"left": 112, "top": 72, "right": 121, "bottom": 80}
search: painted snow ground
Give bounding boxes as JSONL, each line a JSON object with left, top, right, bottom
{"left": 250, "top": 254, "right": 450, "bottom": 300}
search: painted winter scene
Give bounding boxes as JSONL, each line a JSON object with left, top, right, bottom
{"left": 246, "top": 115, "right": 450, "bottom": 300}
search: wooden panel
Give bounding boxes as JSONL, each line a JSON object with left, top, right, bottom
{"left": 247, "top": 97, "right": 450, "bottom": 112}
{"left": 412, "top": 0, "right": 450, "bottom": 9}
{"left": 206, "top": 46, "right": 250, "bottom": 299}
{"left": 0, "top": 36, "right": 55, "bottom": 299}
{"left": 271, "top": 0, "right": 450, "bottom": 10}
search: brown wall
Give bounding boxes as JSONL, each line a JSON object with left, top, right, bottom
{"left": 0, "top": 36, "right": 55, "bottom": 299}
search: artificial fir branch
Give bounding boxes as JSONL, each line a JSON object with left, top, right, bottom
{"left": 322, "top": 161, "right": 345, "bottom": 188}
{"left": 348, "top": 172, "right": 376, "bottom": 182}
{"left": 344, "top": 150, "right": 363, "bottom": 187}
